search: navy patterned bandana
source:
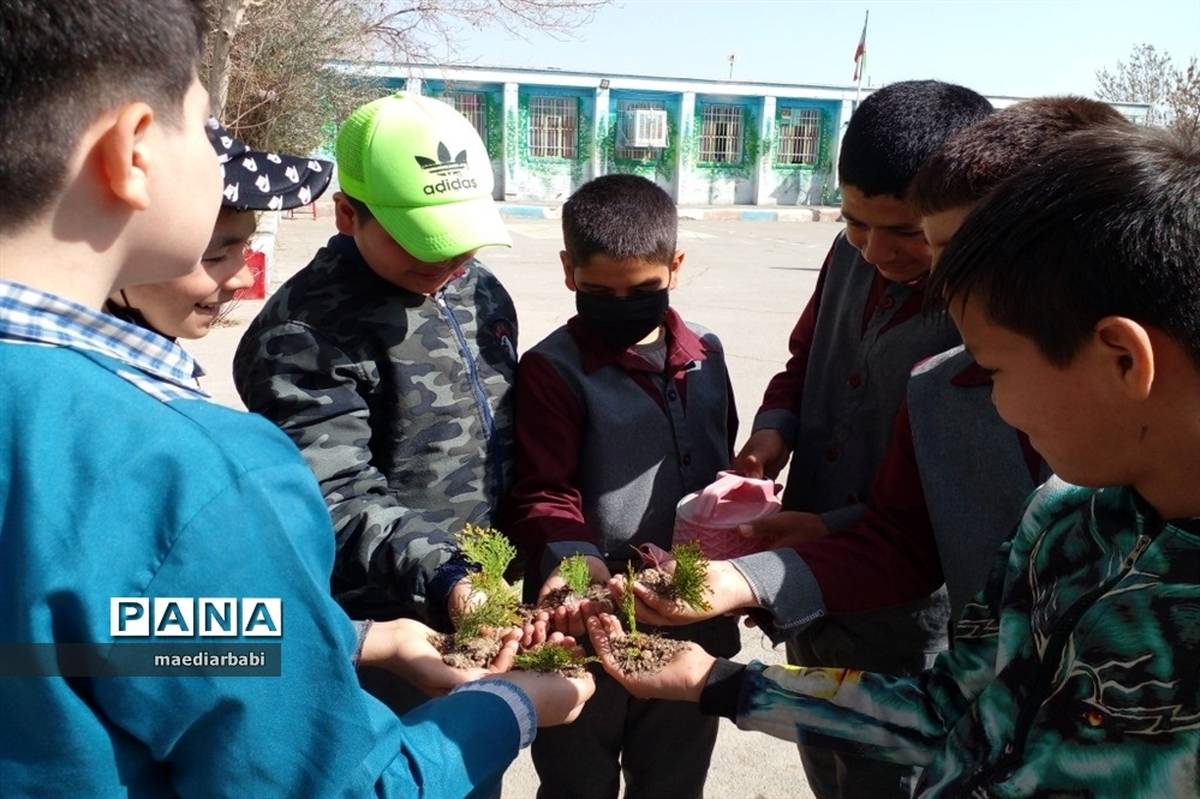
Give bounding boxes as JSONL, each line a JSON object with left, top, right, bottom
{"left": 206, "top": 118, "right": 334, "bottom": 212}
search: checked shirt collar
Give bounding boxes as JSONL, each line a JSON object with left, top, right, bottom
{"left": 0, "top": 280, "right": 206, "bottom": 395}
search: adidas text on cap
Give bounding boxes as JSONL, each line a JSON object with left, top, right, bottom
{"left": 335, "top": 92, "right": 511, "bottom": 263}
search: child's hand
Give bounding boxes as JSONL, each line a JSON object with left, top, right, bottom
{"left": 447, "top": 574, "right": 520, "bottom": 625}
{"left": 539, "top": 555, "right": 612, "bottom": 637}
{"left": 521, "top": 607, "right": 552, "bottom": 649}
{"left": 607, "top": 558, "right": 757, "bottom": 626}
{"left": 447, "top": 574, "right": 487, "bottom": 622}
{"left": 586, "top": 613, "right": 716, "bottom": 703}
{"left": 732, "top": 429, "right": 790, "bottom": 480}
{"left": 485, "top": 668, "right": 596, "bottom": 727}
{"left": 737, "top": 511, "right": 830, "bottom": 548}
{"left": 361, "top": 618, "right": 521, "bottom": 697}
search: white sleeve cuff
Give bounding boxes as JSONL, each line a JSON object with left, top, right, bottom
{"left": 451, "top": 679, "right": 538, "bottom": 749}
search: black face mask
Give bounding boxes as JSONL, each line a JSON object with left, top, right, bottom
{"left": 104, "top": 291, "right": 172, "bottom": 341}
{"left": 576, "top": 289, "right": 670, "bottom": 350}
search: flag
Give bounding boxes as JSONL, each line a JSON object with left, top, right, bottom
{"left": 853, "top": 10, "right": 869, "bottom": 82}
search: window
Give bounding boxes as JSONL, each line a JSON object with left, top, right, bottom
{"left": 777, "top": 108, "right": 822, "bottom": 165}
{"left": 616, "top": 100, "right": 667, "bottom": 161}
{"left": 528, "top": 96, "right": 578, "bottom": 158}
{"left": 445, "top": 91, "right": 486, "bottom": 141}
{"left": 699, "top": 104, "right": 743, "bottom": 163}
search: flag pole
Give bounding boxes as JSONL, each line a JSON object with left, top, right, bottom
{"left": 854, "top": 10, "right": 869, "bottom": 110}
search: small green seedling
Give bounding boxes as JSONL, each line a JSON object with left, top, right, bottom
{"left": 668, "top": 542, "right": 712, "bottom": 612}
{"left": 456, "top": 524, "right": 517, "bottom": 595}
{"left": 621, "top": 560, "right": 640, "bottom": 638}
{"left": 514, "top": 643, "right": 598, "bottom": 674}
{"left": 558, "top": 553, "right": 593, "bottom": 596}
{"left": 453, "top": 524, "right": 522, "bottom": 645}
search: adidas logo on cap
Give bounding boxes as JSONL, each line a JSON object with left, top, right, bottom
{"left": 416, "top": 141, "right": 479, "bottom": 196}
{"left": 416, "top": 142, "right": 469, "bottom": 175}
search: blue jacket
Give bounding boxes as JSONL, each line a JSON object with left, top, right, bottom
{"left": 0, "top": 313, "right": 524, "bottom": 797}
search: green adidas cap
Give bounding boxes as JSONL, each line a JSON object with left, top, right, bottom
{"left": 335, "top": 92, "right": 511, "bottom": 263}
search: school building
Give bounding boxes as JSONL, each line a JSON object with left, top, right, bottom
{"left": 331, "top": 61, "right": 1151, "bottom": 208}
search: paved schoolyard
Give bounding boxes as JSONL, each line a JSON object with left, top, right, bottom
{"left": 190, "top": 208, "right": 838, "bottom": 798}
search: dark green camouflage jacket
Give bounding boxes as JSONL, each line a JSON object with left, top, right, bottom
{"left": 734, "top": 479, "right": 1200, "bottom": 797}
{"left": 233, "top": 235, "right": 517, "bottom": 624}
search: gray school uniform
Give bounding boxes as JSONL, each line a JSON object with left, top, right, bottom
{"left": 907, "top": 346, "right": 1051, "bottom": 620}
{"left": 510, "top": 311, "right": 739, "bottom": 799}
{"left": 743, "top": 233, "right": 960, "bottom": 799}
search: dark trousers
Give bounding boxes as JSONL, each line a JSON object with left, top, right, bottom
{"left": 531, "top": 669, "right": 718, "bottom": 799}
{"left": 795, "top": 742, "right": 916, "bottom": 799}
{"left": 786, "top": 594, "right": 949, "bottom": 799}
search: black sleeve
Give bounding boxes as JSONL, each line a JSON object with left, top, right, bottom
{"left": 698, "top": 658, "right": 748, "bottom": 719}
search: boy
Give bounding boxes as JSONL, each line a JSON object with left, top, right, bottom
{"left": 638, "top": 99, "right": 1129, "bottom": 632}
{"left": 106, "top": 118, "right": 334, "bottom": 341}
{"left": 592, "top": 123, "right": 1200, "bottom": 799}
{"left": 731, "top": 79, "right": 992, "bottom": 799}
{"left": 507, "top": 174, "right": 739, "bottom": 799}
{"left": 233, "top": 92, "right": 519, "bottom": 708}
{"left": 0, "top": 2, "right": 590, "bottom": 796}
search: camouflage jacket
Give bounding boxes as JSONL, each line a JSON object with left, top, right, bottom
{"left": 728, "top": 479, "right": 1200, "bottom": 798}
{"left": 233, "top": 235, "right": 517, "bottom": 624}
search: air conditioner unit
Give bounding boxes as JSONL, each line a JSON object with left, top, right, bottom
{"left": 621, "top": 108, "right": 668, "bottom": 148}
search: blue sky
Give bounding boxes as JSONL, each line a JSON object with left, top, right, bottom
{"left": 439, "top": 0, "right": 1199, "bottom": 99}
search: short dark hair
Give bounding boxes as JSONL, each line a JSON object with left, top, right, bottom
{"left": 930, "top": 126, "right": 1200, "bottom": 368}
{"left": 0, "top": 0, "right": 207, "bottom": 233}
{"left": 909, "top": 97, "right": 1131, "bottom": 215}
{"left": 562, "top": 174, "right": 677, "bottom": 265}
{"left": 838, "top": 80, "right": 993, "bottom": 198}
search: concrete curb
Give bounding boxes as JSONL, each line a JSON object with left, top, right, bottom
{"left": 498, "top": 204, "right": 840, "bottom": 223}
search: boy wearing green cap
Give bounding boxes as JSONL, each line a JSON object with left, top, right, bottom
{"left": 233, "top": 93, "right": 519, "bottom": 708}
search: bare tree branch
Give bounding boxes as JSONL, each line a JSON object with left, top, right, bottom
{"left": 1166, "top": 57, "right": 1199, "bottom": 139}
{"left": 1095, "top": 43, "right": 1178, "bottom": 127}
{"left": 200, "top": 0, "right": 610, "bottom": 153}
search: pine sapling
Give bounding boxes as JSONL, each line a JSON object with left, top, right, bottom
{"left": 514, "top": 643, "right": 598, "bottom": 676}
{"left": 558, "top": 553, "right": 593, "bottom": 596}
{"left": 621, "top": 560, "right": 640, "bottom": 639}
{"left": 606, "top": 560, "right": 689, "bottom": 674}
{"left": 453, "top": 524, "right": 522, "bottom": 646}
{"left": 667, "top": 542, "right": 712, "bottom": 612}
{"left": 456, "top": 523, "right": 517, "bottom": 596}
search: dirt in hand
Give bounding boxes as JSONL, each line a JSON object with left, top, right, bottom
{"left": 430, "top": 632, "right": 503, "bottom": 670}
{"left": 536, "top": 584, "right": 614, "bottom": 611}
{"left": 607, "top": 633, "right": 686, "bottom": 675}
{"left": 635, "top": 568, "right": 676, "bottom": 599}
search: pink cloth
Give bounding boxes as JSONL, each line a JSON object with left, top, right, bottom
{"left": 673, "top": 471, "right": 781, "bottom": 559}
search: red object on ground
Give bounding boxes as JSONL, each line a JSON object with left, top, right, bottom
{"left": 238, "top": 249, "right": 267, "bottom": 300}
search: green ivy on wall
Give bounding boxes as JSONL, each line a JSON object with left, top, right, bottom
{"left": 505, "top": 100, "right": 519, "bottom": 181}
{"left": 816, "top": 112, "right": 834, "bottom": 173}
{"left": 814, "top": 111, "right": 839, "bottom": 204}
{"left": 484, "top": 92, "right": 503, "bottom": 163}
{"left": 820, "top": 182, "right": 843, "bottom": 206}
{"left": 601, "top": 109, "right": 678, "bottom": 183}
